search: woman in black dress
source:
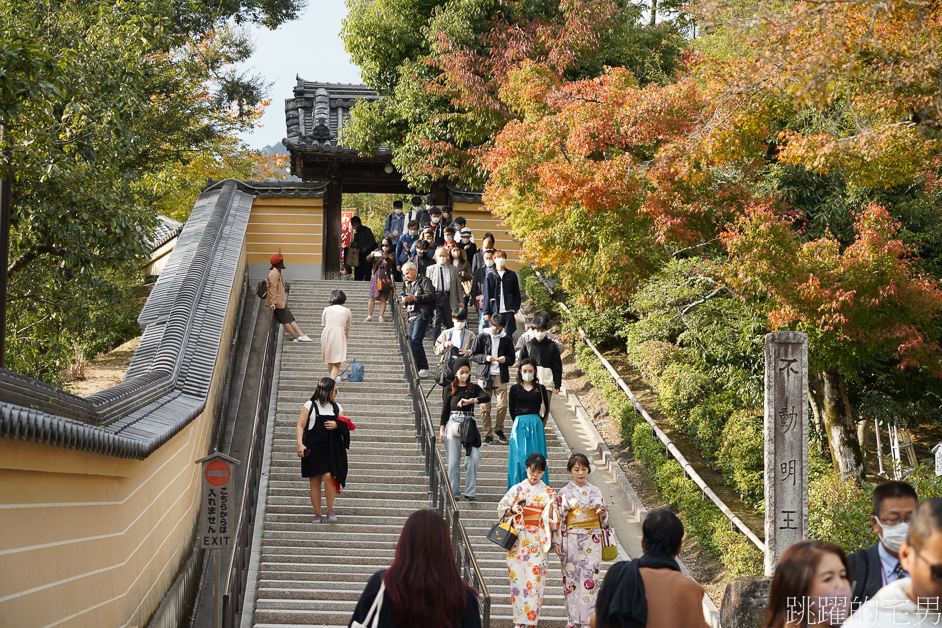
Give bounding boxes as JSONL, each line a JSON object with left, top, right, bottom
{"left": 295, "top": 377, "right": 350, "bottom": 523}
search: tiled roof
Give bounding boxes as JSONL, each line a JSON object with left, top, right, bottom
{"left": 0, "top": 180, "right": 254, "bottom": 459}
{"left": 283, "top": 79, "right": 390, "bottom": 156}
{"left": 205, "top": 179, "right": 328, "bottom": 198}
{"left": 147, "top": 215, "right": 184, "bottom": 251}
{"left": 447, "top": 184, "right": 484, "bottom": 204}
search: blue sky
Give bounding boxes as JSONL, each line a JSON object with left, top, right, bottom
{"left": 238, "top": 1, "right": 361, "bottom": 149}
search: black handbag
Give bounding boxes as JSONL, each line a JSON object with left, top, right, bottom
{"left": 486, "top": 515, "right": 518, "bottom": 550}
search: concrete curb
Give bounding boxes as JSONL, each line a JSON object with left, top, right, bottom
{"left": 554, "top": 377, "right": 722, "bottom": 626}
{"left": 239, "top": 330, "right": 285, "bottom": 628}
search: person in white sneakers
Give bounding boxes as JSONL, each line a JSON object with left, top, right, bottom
{"left": 844, "top": 497, "right": 942, "bottom": 627}
{"left": 265, "top": 253, "right": 313, "bottom": 342}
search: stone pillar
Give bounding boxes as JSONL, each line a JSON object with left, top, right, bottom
{"left": 720, "top": 577, "right": 771, "bottom": 628}
{"left": 324, "top": 176, "right": 342, "bottom": 279}
{"left": 764, "top": 331, "right": 809, "bottom": 576}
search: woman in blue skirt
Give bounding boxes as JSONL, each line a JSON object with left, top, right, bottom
{"left": 507, "top": 358, "right": 550, "bottom": 488}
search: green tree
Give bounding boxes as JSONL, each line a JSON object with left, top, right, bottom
{"left": 0, "top": 0, "right": 303, "bottom": 380}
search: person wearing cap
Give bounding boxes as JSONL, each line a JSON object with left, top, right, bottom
{"left": 406, "top": 195, "right": 430, "bottom": 230}
{"left": 457, "top": 225, "right": 477, "bottom": 261}
{"left": 265, "top": 254, "right": 313, "bottom": 342}
{"left": 439, "top": 356, "right": 489, "bottom": 501}
{"left": 429, "top": 206, "right": 446, "bottom": 247}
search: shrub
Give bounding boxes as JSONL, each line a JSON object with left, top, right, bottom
{"left": 718, "top": 409, "right": 765, "bottom": 506}
{"left": 808, "top": 472, "right": 874, "bottom": 553}
{"left": 656, "top": 362, "right": 714, "bottom": 431}
{"left": 687, "top": 391, "right": 741, "bottom": 460}
{"left": 565, "top": 301, "right": 632, "bottom": 348}
{"left": 520, "top": 266, "right": 557, "bottom": 316}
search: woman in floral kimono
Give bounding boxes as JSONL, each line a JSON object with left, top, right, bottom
{"left": 497, "top": 452, "right": 560, "bottom": 628}
{"left": 552, "top": 453, "right": 609, "bottom": 628}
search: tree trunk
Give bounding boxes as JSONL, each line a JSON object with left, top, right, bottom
{"left": 649, "top": 0, "right": 658, "bottom": 26}
{"left": 808, "top": 369, "right": 865, "bottom": 480}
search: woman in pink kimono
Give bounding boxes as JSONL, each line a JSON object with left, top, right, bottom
{"left": 552, "top": 453, "right": 609, "bottom": 628}
{"left": 497, "top": 452, "right": 560, "bottom": 628}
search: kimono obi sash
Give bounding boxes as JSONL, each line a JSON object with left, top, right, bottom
{"left": 566, "top": 508, "right": 601, "bottom": 529}
{"left": 521, "top": 505, "right": 543, "bottom": 526}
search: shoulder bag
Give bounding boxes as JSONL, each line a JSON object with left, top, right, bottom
{"left": 601, "top": 527, "right": 618, "bottom": 561}
{"left": 351, "top": 581, "right": 385, "bottom": 628}
{"left": 486, "top": 512, "right": 518, "bottom": 551}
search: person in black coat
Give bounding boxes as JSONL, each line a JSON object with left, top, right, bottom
{"left": 411, "top": 238, "right": 433, "bottom": 277}
{"left": 470, "top": 232, "right": 495, "bottom": 277}
{"left": 519, "top": 311, "right": 563, "bottom": 394}
{"left": 349, "top": 215, "right": 377, "bottom": 282}
{"left": 482, "top": 250, "right": 522, "bottom": 339}
{"left": 470, "top": 313, "right": 515, "bottom": 445}
{"left": 402, "top": 262, "right": 435, "bottom": 377}
{"left": 349, "top": 510, "right": 481, "bottom": 627}
{"left": 295, "top": 377, "right": 350, "bottom": 524}
{"left": 846, "top": 480, "right": 919, "bottom": 607}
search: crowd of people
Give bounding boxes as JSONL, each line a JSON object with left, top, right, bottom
{"left": 269, "top": 204, "right": 942, "bottom": 628}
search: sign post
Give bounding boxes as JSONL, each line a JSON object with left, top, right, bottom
{"left": 764, "top": 331, "right": 809, "bottom": 576}
{"left": 196, "top": 452, "right": 240, "bottom": 628}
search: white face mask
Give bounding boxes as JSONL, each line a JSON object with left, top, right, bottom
{"left": 409, "top": 229, "right": 418, "bottom": 237}
{"left": 461, "top": 237, "right": 470, "bottom": 243}
{"left": 394, "top": 208, "right": 402, "bottom": 215}
{"left": 522, "top": 372, "right": 535, "bottom": 382}
{"left": 879, "top": 521, "right": 910, "bottom": 554}
{"left": 485, "top": 258, "right": 495, "bottom": 268}
{"left": 431, "top": 217, "right": 440, "bottom": 224}
{"left": 437, "top": 256, "right": 447, "bottom": 265}
{"left": 494, "top": 257, "right": 506, "bottom": 269}
{"left": 456, "top": 372, "right": 470, "bottom": 382}
{"left": 426, "top": 204, "right": 434, "bottom": 210}
{"left": 533, "top": 331, "right": 547, "bottom": 341}
{"left": 444, "top": 235, "right": 453, "bottom": 242}
{"left": 454, "top": 321, "right": 466, "bottom": 330}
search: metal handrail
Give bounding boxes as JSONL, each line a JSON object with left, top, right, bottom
{"left": 391, "top": 286, "right": 492, "bottom": 626}
{"left": 221, "top": 308, "right": 278, "bottom": 628}
{"left": 533, "top": 268, "right": 766, "bottom": 552}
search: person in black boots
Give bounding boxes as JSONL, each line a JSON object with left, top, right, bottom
{"left": 470, "top": 312, "right": 515, "bottom": 445}
{"left": 349, "top": 215, "right": 377, "bottom": 282}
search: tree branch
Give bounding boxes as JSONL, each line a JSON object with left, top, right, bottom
{"left": 7, "top": 242, "right": 70, "bottom": 280}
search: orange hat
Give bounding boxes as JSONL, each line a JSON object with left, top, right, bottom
{"left": 270, "top": 253, "right": 284, "bottom": 265}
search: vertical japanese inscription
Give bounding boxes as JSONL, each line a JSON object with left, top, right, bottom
{"left": 765, "top": 332, "right": 809, "bottom": 576}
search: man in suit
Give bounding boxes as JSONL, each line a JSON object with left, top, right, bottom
{"left": 847, "top": 480, "right": 919, "bottom": 608}
{"left": 482, "top": 249, "right": 522, "bottom": 339}
{"left": 426, "top": 246, "right": 459, "bottom": 341}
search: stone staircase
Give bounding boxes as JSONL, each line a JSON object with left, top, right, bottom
{"left": 249, "top": 279, "right": 618, "bottom": 628}
{"left": 422, "top": 329, "right": 619, "bottom": 627}
{"left": 251, "top": 279, "right": 428, "bottom": 628}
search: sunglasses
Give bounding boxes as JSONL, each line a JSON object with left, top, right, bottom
{"left": 913, "top": 548, "right": 942, "bottom": 582}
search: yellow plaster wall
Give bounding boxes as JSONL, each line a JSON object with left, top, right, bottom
{"left": 246, "top": 196, "right": 324, "bottom": 267}
{"left": 452, "top": 201, "right": 523, "bottom": 271}
{"left": 0, "top": 248, "right": 247, "bottom": 628}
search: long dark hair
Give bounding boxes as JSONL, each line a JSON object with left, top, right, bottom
{"left": 310, "top": 377, "right": 336, "bottom": 405}
{"left": 450, "top": 367, "right": 473, "bottom": 394}
{"left": 516, "top": 358, "right": 539, "bottom": 388}
{"left": 383, "top": 510, "right": 468, "bottom": 625}
{"left": 764, "top": 540, "right": 849, "bottom": 628}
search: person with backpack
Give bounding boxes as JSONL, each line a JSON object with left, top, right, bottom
{"left": 265, "top": 253, "right": 313, "bottom": 342}
{"left": 296, "top": 377, "right": 350, "bottom": 523}
{"left": 321, "top": 289, "right": 352, "bottom": 380}
{"left": 434, "top": 307, "right": 477, "bottom": 399}
{"left": 405, "top": 195, "right": 430, "bottom": 230}
{"left": 439, "top": 357, "right": 489, "bottom": 501}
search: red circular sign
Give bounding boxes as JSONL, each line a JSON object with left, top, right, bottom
{"left": 205, "top": 460, "right": 231, "bottom": 487}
